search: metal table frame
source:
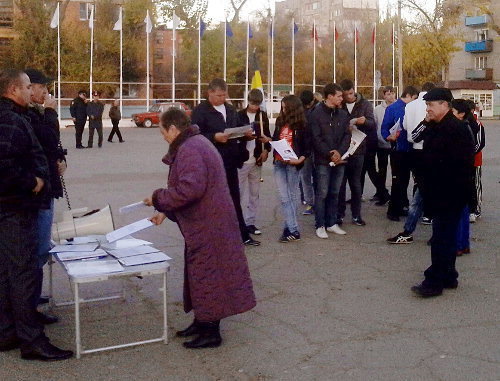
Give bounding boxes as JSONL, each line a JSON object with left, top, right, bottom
{"left": 49, "top": 257, "right": 169, "bottom": 359}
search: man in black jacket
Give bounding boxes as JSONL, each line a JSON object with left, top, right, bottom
{"left": 237, "top": 89, "right": 271, "bottom": 236}
{"left": 25, "top": 69, "right": 67, "bottom": 324}
{"left": 86, "top": 90, "right": 105, "bottom": 148}
{"left": 69, "top": 90, "right": 88, "bottom": 148}
{"left": 192, "top": 78, "right": 259, "bottom": 246}
{"left": 411, "top": 88, "right": 475, "bottom": 297}
{"left": 0, "top": 69, "right": 72, "bottom": 360}
{"left": 310, "top": 83, "right": 351, "bottom": 239}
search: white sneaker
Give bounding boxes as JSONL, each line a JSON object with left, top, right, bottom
{"left": 316, "top": 226, "right": 329, "bottom": 239}
{"left": 327, "top": 224, "right": 346, "bottom": 235}
{"left": 469, "top": 213, "right": 476, "bottom": 223}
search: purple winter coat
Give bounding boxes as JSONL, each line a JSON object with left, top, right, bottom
{"left": 152, "top": 126, "right": 256, "bottom": 322}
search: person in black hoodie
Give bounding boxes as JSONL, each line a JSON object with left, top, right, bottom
{"left": 192, "top": 78, "right": 260, "bottom": 246}
{"left": 237, "top": 89, "right": 271, "bottom": 236}
{"left": 410, "top": 88, "right": 474, "bottom": 297}
{"left": 0, "top": 69, "right": 72, "bottom": 360}
{"left": 69, "top": 90, "right": 88, "bottom": 148}
{"left": 272, "top": 94, "right": 310, "bottom": 242}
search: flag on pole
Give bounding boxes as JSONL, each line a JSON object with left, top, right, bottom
{"left": 200, "top": 19, "right": 206, "bottom": 37}
{"left": 371, "top": 26, "right": 376, "bottom": 44}
{"left": 113, "top": 7, "right": 122, "bottom": 31}
{"left": 355, "top": 27, "right": 359, "bottom": 43}
{"left": 311, "top": 25, "right": 318, "bottom": 41}
{"left": 294, "top": 22, "right": 299, "bottom": 35}
{"left": 173, "top": 13, "right": 180, "bottom": 29}
{"left": 249, "top": 25, "right": 253, "bottom": 39}
{"left": 144, "top": 11, "right": 153, "bottom": 33}
{"left": 226, "top": 22, "right": 233, "bottom": 37}
{"left": 269, "top": 22, "right": 275, "bottom": 37}
{"left": 335, "top": 27, "right": 339, "bottom": 41}
{"left": 50, "top": 3, "right": 59, "bottom": 29}
{"left": 88, "top": 4, "right": 94, "bottom": 29}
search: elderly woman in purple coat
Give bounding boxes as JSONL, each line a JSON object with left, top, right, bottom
{"left": 145, "top": 109, "right": 256, "bottom": 349}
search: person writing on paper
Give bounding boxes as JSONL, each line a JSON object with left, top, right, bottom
{"left": 271, "top": 94, "right": 310, "bottom": 243}
{"left": 145, "top": 109, "right": 256, "bottom": 349}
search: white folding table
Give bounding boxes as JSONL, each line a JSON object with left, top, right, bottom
{"left": 50, "top": 256, "right": 170, "bottom": 359}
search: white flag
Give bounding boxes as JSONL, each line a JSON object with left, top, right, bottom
{"left": 88, "top": 4, "right": 94, "bottom": 29}
{"left": 172, "top": 13, "right": 180, "bottom": 30}
{"left": 113, "top": 7, "right": 122, "bottom": 31}
{"left": 144, "top": 11, "right": 152, "bottom": 34}
{"left": 50, "top": 3, "right": 59, "bottom": 29}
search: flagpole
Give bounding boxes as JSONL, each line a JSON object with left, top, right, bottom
{"left": 271, "top": 17, "right": 274, "bottom": 112}
{"left": 354, "top": 24, "right": 357, "bottom": 93}
{"left": 224, "top": 20, "right": 227, "bottom": 81}
{"left": 89, "top": 4, "right": 94, "bottom": 97}
{"left": 245, "top": 19, "right": 249, "bottom": 107}
{"left": 146, "top": 9, "right": 150, "bottom": 110}
{"left": 56, "top": 3, "right": 61, "bottom": 122}
{"left": 119, "top": 6, "right": 123, "bottom": 116}
{"left": 333, "top": 20, "right": 336, "bottom": 84}
{"left": 313, "top": 20, "right": 316, "bottom": 93}
{"left": 392, "top": 22, "right": 395, "bottom": 88}
{"left": 198, "top": 18, "right": 202, "bottom": 104}
{"left": 373, "top": 23, "right": 376, "bottom": 105}
{"left": 172, "top": 13, "right": 176, "bottom": 103}
{"left": 291, "top": 18, "right": 295, "bottom": 94}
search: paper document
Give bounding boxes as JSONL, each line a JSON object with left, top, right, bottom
{"left": 117, "top": 252, "right": 172, "bottom": 266}
{"left": 330, "top": 128, "right": 367, "bottom": 167}
{"left": 106, "top": 219, "right": 154, "bottom": 243}
{"left": 60, "top": 236, "right": 99, "bottom": 245}
{"left": 65, "top": 259, "right": 124, "bottom": 277}
{"left": 107, "top": 245, "right": 160, "bottom": 259}
{"left": 57, "top": 249, "right": 108, "bottom": 262}
{"left": 101, "top": 238, "right": 153, "bottom": 250}
{"left": 389, "top": 120, "right": 402, "bottom": 135}
{"left": 270, "top": 139, "right": 298, "bottom": 161}
{"left": 119, "top": 201, "right": 150, "bottom": 214}
{"left": 224, "top": 125, "right": 252, "bottom": 139}
{"left": 50, "top": 244, "right": 99, "bottom": 253}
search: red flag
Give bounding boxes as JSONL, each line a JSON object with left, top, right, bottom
{"left": 355, "top": 27, "right": 359, "bottom": 43}
{"left": 371, "top": 27, "right": 376, "bottom": 44}
{"left": 311, "top": 25, "right": 319, "bottom": 41}
{"left": 334, "top": 27, "right": 339, "bottom": 41}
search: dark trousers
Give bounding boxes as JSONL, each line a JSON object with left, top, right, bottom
{"left": 338, "top": 154, "right": 364, "bottom": 219}
{"left": 0, "top": 210, "right": 45, "bottom": 346}
{"left": 361, "top": 150, "right": 386, "bottom": 197}
{"left": 387, "top": 151, "right": 412, "bottom": 217}
{"left": 225, "top": 166, "right": 250, "bottom": 242}
{"left": 423, "top": 210, "right": 462, "bottom": 288}
{"left": 75, "top": 120, "right": 86, "bottom": 147}
{"left": 88, "top": 123, "right": 103, "bottom": 148}
{"left": 375, "top": 148, "right": 391, "bottom": 196}
{"left": 108, "top": 119, "right": 123, "bottom": 142}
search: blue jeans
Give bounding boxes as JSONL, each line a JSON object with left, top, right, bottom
{"left": 274, "top": 161, "right": 301, "bottom": 233}
{"left": 314, "top": 164, "right": 345, "bottom": 228}
{"left": 403, "top": 188, "right": 423, "bottom": 234}
{"left": 35, "top": 200, "right": 54, "bottom": 305}
{"left": 299, "top": 157, "right": 314, "bottom": 206}
{"left": 456, "top": 206, "right": 470, "bottom": 251}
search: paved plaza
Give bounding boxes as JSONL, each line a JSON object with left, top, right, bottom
{"left": 0, "top": 121, "right": 499, "bottom": 381}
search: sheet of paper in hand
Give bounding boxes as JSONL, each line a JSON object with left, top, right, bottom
{"left": 346, "top": 128, "right": 367, "bottom": 156}
{"left": 270, "top": 139, "right": 298, "bottom": 161}
{"left": 224, "top": 125, "right": 253, "bottom": 139}
{"left": 389, "top": 120, "right": 402, "bottom": 135}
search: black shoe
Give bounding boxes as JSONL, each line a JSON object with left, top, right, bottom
{"left": 107, "top": 139, "right": 113, "bottom": 142}
{"left": 411, "top": 283, "right": 443, "bottom": 297}
{"left": 387, "top": 214, "right": 400, "bottom": 222}
{"left": 421, "top": 216, "right": 433, "bottom": 225}
{"left": 401, "top": 207, "right": 409, "bottom": 217}
{"left": 375, "top": 193, "right": 390, "bottom": 206}
{"left": 352, "top": 217, "right": 366, "bottom": 226}
{"left": 279, "top": 229, "right": 300, "bottom": 243}
{"left": 369, "top": 193, "right": 380, "bottom": 202}
{"left": 76, "top": 145, "right": 85, "bottom": 149}
{"left": 119, "top": 140, "right": 125, "bottom": 143}
{"left": 98, "top": 144, "right": 102, "bottom": 148}
{"left": 36, "top": 311, "right": 59, "bottom": 325}
{"left": 243, "top": 237, "right": 261, "bottom": 246}
{"left": 21, "top": 340, "right": 73, "bottom": 361}
{"left": 86, "top": 146, "right": 92, "bottom": 148}
{"left": 176, "top": 320, "right": 200, "bottom": 337}
{"left": 246, "top": 225, "right": 262, "bottom": 235}
{"left": 0, "top": 337, "right": 20, "bottom": 352}
{"left": 183, "top": 322, "right": 222, "bottom": 349}
{"left": 346, "top": 199, "right": 352, "bottom": 204}
{"left": 387, "top": 232, "right": 414, "bottom": 244}
{"left": 336, "top": 217, "right": 344, "bottom": 226}
{"left": 38, "top": 296, "right": 50, "bottom": 305}
{"left": 443, "top": 280, "right": 458, "bottom": 289}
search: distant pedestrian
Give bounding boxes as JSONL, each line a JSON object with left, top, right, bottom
{"left": 86, "top": 90, "right": 104, "bottom": 148}
{"left": 107, "top": 99, "right": 124, "bottom": 143}
{"left": 69, "top": 90, "right": 88, "bottom": 148}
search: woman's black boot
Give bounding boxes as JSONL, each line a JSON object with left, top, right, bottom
{"left": 176, "top": 319, "right": 200, "bottom": 337}
{"left": 183, "top": 321, "right": 222, "bottom": 349}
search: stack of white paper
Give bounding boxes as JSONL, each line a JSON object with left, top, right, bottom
{"left": 117, "top": 252, "right": 172, "bottom": 266}
{"left": 65, "top": 259, "right": 124, "bottom": 277}
{"left": 107, "top": 245, "right": 160, "bottom": 259}
{"left": 101, "top": 238, "right": 152, "bottom": 251}
{"left": 57, "top": 249, "right": 108, "bottom": 262}
{"left": 50, "top": 244, "right": 99, "bottom": 253}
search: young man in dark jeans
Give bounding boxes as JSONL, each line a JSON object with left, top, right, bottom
{"left": 108, "top": 99, "right": 124, "bottom": 143}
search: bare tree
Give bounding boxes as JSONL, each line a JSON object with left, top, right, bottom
{"left": 228, "top": 0, "right": 248, "bottom": 22}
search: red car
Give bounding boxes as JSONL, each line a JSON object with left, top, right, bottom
{"left": 132, "top": 102, "right": 192, "bottom": 127}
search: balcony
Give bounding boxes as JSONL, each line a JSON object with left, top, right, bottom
{"left": 465, "top": 40, "right": 493, "bottom": 53}
{"left": 465, "top": 15, "right": 492, "bottom": 27}
{"left": 465, "top": 68, "right": 493, "bottom": 80}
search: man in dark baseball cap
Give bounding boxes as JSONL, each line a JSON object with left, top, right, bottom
{"left": 409, "top": 87, "right": 475, "bottom": 297}
{"left": 24, "top": 69, "right": 54, "bottom": 85}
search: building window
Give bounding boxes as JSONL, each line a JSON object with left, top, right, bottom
{"left": 474, "top": 56, "right": 488, "bottom": 70}
{"left": 155, "top": 33, "right": 164, "bottom": 44}
{"left": 154, "top": 48, "right": 164, "bottom": 60}
{"left": 312, "top": 2, "right": 320, "bottom": 10}
{"left": 461, "top": 93, "right": 492, "bottom": 111}
{"left": 476, "top": 29, "right": 488, "bottom": 41}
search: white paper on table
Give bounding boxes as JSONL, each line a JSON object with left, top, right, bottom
{"left": 65, "top": 259, "right": 124, "bottom": 277}
{"left": 119, "top": 201, "right": 150, "bottom": 214}
{"left": 50, "top": 244, "right": 99, "bottom": 253}
{"left": 270, "top": 139, "right": 298, "bottom": 160}
{"left": 57, "top": 249, "right": 108, "bottom": 262}
{"left": 117, "top": 252, "right": 172, "bottom": 266}
{"left": 106, "top": 219, "right": 154, "bottom": 243}
{"left": 389, "top": 120, "right": 402, "bottom": 135}
{"left": 107, "top": 245, "right": 160, "bottom": 259}
{"left": 60, "top": 236, "right": 100, "bottom": 245}
{"left": 224, "top": 125, "right": 252, "bottom": 139}
{"left": 101, "top": 238, "right": 153, "bottom": 250}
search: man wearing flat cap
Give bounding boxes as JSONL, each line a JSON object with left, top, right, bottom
{"left": 86, "top": 90, "right": 104, "bottom": 148}
{"left": 410, "top": 88, "right": 475, "bottom": 297}
{"left": 70, "top": 89, "right": 88, "bottom": 149}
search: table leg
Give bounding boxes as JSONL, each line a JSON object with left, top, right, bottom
{"left": 48, "top": 254, "right": 54, "bottom": 308}
{"left": 74, "top": 282, "right": 81, "bottom": 359}
{"left": 162, "top": 271, "right": 168, "bottom": 344}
